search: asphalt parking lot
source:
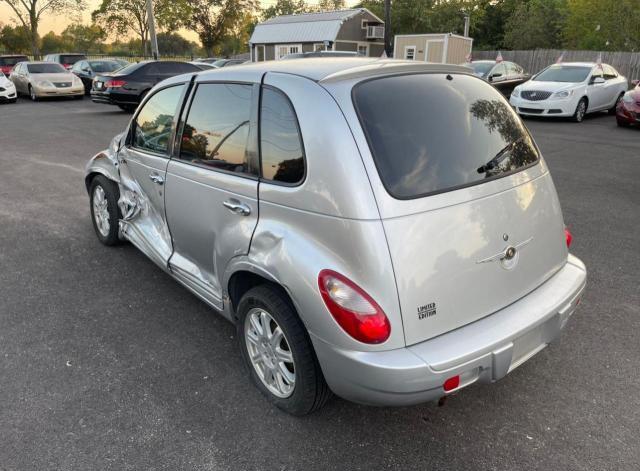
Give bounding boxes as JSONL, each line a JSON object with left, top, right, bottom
{"left": 1, "top": 97, "right": 639, "bottom": 471}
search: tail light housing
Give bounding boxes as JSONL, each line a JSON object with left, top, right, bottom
{"left": 106, "top": 79, "right": 126, "bottom": 88}
{"left": 564, "top": 227, "right": 573, "bottom": 248}
{"left": 318, "top": 270, "right": 390, "bottom": 344}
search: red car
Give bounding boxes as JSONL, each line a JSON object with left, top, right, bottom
{"left": 617, "top": 79, "right": 640, "bottom": 127}
{"left": 0, "top": 55, "right": 29, "bottom": 76}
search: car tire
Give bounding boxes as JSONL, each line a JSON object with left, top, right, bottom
{"left": 616, "top": 118, "right": 630, "bottom": 128}
{"left": 609, "top": 93, "right": 624, "bottom": 115}
{"left": 29, "top": 85, "right": 38, "bottom": 102}
{"left": 117, "top": 104, "right": 136, "bottom": 112}
{"left": 572, "top": 98, "right": 587, "bottom": 123}
{"left": 236, "top": 285, "right": 332, "bottom": 416}
{"left": 89, "top": 175, "right": 121, "bottom": 246}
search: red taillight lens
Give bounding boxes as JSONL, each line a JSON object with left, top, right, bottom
{"left": 318, "top": 270, "right": 390, "bottom": 344}
{"left": 443, "top": 375, "right": 460, "bottom": 392}
{"left": 564, "top": 227, "right": 573, "bottom": 248}
{"left": 106, "top": 79, "right": 126, "bottom": 88}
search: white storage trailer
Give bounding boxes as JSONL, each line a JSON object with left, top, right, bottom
{"left": 394, "top": 33, "right": 473, "bottom": 64}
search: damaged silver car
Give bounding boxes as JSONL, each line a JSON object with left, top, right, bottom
{"left": 85, "top": 59, "right": 587, "bottom": 415}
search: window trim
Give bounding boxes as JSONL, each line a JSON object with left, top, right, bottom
{"left": 404, "top": 46, "right": 416, "bottom": 60}
{"left": 275, "top": 44, "right": 303, "bottom": 60}
{"left": 257, "top": 85, "right": 307, "bottom": 187}
{"left": 127, "top": 82, "right": 189, "bottom": 159}
{"left": 351, "top": 72, "right": 541, "bottom": 201}
{"left": 172, "top": 80, "right": 260, "bottom": 180}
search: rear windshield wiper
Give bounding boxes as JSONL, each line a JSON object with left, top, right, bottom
{"left": 477, "top": 137, "right": 524, "bottom": 174}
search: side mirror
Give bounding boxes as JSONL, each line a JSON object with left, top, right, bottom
{"left": 489, "top": 73, "right": 502, "bottom": 82}
{"left": 82, "top": 67, "right": 91, "bottom": 72}
{"left": 591, "top": 76, "right": 605, "bottom": 85}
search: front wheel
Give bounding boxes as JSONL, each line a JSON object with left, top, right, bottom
{"left": 237, "top": 285, "right": 331, "bottom": 415}
{"left": 29, "top": 85, "right": 38, "bottom": 102}
{"left": 609, "top": 93, "right": 624, "bottom": 114}
{"left": 572, "top": 98, "right": 587, "bottom": 123}
{"left": 89, "top": 175, "right": 121, "bottom": 246}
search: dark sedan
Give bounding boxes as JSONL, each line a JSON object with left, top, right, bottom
{"left": 466, "top": 60, "right": 530, "bottom": 96}
{"left": 616, "top": 79, "right": 640, "bottom": 127}
{"left": 71, "top": 59, "right": 126, "bottom": 94}
{"left": 90, "top": 60, "right": 200, "bottom": 111}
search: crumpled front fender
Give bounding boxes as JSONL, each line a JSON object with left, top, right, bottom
{"left": 84, "top": 132, "right": 124, "bottom": 192}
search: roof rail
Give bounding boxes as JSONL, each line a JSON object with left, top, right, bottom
{"left": 320, "top": 61, "right": 473, "bottom": 84}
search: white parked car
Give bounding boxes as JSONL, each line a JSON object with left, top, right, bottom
{"left": 510, "top": 62, "right": 628, "bottom": 122}
{"left": 0, "top": 72, "right": 17, "bottom": 103}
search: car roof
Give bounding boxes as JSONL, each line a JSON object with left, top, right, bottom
{"left": 1, "top": 54, "right": 29, "bottom": 58}
{"left": 472, "top": 60, "right": 496, "bottom": 64}
{"left": 183, "top": 58, "right": 473, "bottom": 85}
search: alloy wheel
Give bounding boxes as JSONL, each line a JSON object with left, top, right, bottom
{"left": 92, "top": 185, "right": 110, "bottom": 237}
{"left": 244, "top": 307, "right": 296, "bottom": 398}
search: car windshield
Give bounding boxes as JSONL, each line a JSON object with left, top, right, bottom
{"left": 470, "top": 62, "right": 494, "bottom": 76}
{"left": 28, "top": 63, "right": 66, "bottom": 73}
{"left": 0, "top": 56, "right": 28, "bottom": 66}
{"left": 89, "top": 61, "right": 122, "bottom": 72}
{"left": 353, "top": 73, "right": 539, "bottom": 199}
{"left": 534, "top": 66, "right": 592, "bottom": 83}
{"left": 60, "top": 55, "right": 86, "bottom": 65}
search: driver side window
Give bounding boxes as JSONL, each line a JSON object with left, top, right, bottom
{"left": 132, "top": 84, "right": 185, "bottom": 155}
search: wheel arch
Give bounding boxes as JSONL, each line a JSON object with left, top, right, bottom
{"left": 84, "top": 152, "right": 120, "bottom": 193}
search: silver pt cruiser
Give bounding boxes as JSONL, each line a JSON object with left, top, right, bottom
{"left": 85, "top": 59, "right": 587, "bottom": 415}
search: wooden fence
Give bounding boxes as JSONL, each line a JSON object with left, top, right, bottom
{"left": 473, "top": 49, "right": 640, "bottom": 81}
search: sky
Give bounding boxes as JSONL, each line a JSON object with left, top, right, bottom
{"left": 0, "top": 1, "right": 358, "bottom": 43}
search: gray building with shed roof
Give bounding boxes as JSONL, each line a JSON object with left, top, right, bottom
{"left": 249, "top": 9, "right": 385, "bottom": 62}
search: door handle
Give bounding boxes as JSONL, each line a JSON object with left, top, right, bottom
{"left": 149, "top": 174, "right": 164, "bottom": 185}
{"left": 223, "top": 199, "right": 251, "bottom": 216}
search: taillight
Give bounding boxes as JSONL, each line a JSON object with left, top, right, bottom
{"left": 564, "top": 227, "right": 573, "bottom": 248}
{"left": 106, "top": 79, "right": 126, "bottom": 88}
{"left": 318, "top": 270, "right": 390, "bottom": 344}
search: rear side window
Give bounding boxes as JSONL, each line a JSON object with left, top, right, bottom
{"left": 179, "top": 83, "right": 255, "bottom": 175}
{"left": 132, "top": 85, "right": 184, "bottom": 154}
{"left": 260, "top": 87, "right": 305, "bottom": 184}
{"left": 353, "top": 73, "right": 539, "bottom": 199}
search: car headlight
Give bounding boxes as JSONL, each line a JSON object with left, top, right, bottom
{"left": 35, "top": 80, "right": 54, "bottom": 88}
{"left": 552, "top": 90, "right": 573, "bottom": 99}
{"left": 511, "top": 88, "right": 521, "bottom": 98}
{"left": 622, "top": 92, "right": 635, "bottom": 103}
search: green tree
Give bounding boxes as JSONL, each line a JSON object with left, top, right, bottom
{"left": 0, "top": 24, "right": 32, "bottom": 53}
{"left": 61, "top": 24, "right": 107, "bottom": 53}
{"left": 504, "top": 0, "right": 566, "bottom": 49}
{"left": 317, "top": 0, "right": 345, "bottom": 10}
{"left": 262, "top": 0, "right": 308, "bottom": 20}
{"left": 178, "top": 0, "right": 259, "bottom": 56}
{"left": 564, "top": 0, "right": 640, "bottom": 51}
{"left": 156, "top": 32, "right": 199, "bottom": 56}
{"left": 0, "top": 0, "right": 84, "bottom": 56}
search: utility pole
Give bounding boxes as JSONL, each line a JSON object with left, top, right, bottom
{"left": 384, "top": 0, "right": 392, "bottom": 57}
{"left": 146, "top": 0, "right": 159, "bottom": 59}
{"left": 463, "top": 13, "right": 470, "bottom": 37}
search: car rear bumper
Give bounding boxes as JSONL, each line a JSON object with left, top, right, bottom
{"left": 510, "top": 96, "right": 576, "bottom": 117}
{"left": 91, "top": 90, "right": 138, "bottom": 106}
{"left": 312, "top": 254, "right": 587, "bottom": 406}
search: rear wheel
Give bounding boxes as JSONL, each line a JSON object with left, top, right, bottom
{"left": 572, "top": 98, "right": 587, "bottom": 123}
{"left": 237, "top": 285, "right": 331, "bottom": 415}
{"left": 117, "top": 104, "right": 136, "bottom": 112}
{"left": 89, "top": 175, "right": 121, "bottom": 246}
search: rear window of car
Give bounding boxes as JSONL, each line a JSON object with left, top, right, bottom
{"left": 353, "top": 73, "right": 539, "bottom": 199}
{"left": 89, "top": 60, "right": 122, "bottom": 73}
{"left": 0, "top": 56, "right": 28, "bottom": 66}
{"left": 28, "top": 63, "right": 67, "bottom": 73}
{"left": 60, "top": 55, "right": 86, "bottom": 65}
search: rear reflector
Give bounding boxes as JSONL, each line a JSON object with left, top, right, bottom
{"left": 318, "top": 270, "right": 390, "bottom": 344}
{"left": 564, "top": 227, "right": 573, "bottom": 248}
{"left": 443, "top": 375, "right": 460, "bottom": 392}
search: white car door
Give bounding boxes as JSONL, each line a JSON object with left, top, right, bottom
{"left": 603, "top": 65, "right": 625, "bottom": 107}
{"left": 588, "top": 67, "right": 609, "bottom": 110}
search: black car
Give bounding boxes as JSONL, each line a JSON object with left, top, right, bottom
{"left": 90, "top": 60, "right": 200, "bottom": 111}
{"left": 71, "top": 59, "right": 126, "bottom": 94}
{"left": 466, "top": 60, "right": 530, "bottom": 96}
